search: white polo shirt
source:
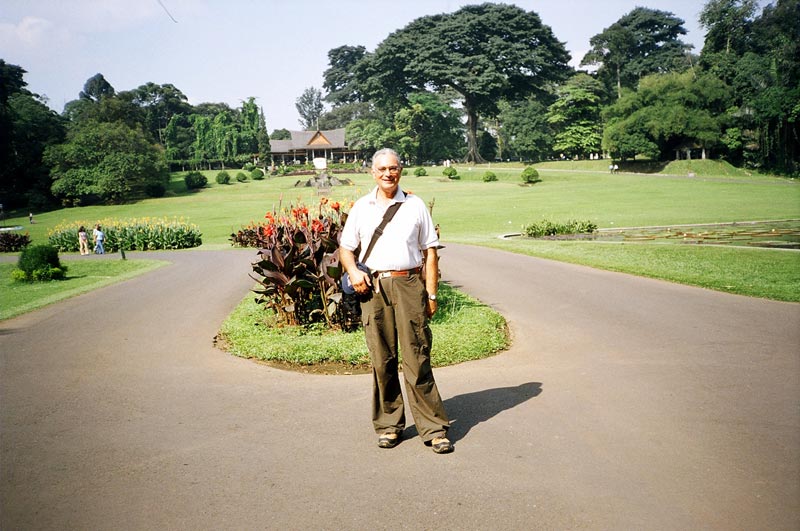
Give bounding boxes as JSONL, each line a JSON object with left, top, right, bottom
{"left": 340, "top": 187, "right": 439, "bottom": 271}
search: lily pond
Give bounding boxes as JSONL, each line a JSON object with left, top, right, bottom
{"left": 545, "top": 220, "right": 800, "bottom": 249}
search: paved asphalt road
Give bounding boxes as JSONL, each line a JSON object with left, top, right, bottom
{"left": 1, "top": 245, "right": 798, "bottom": 530}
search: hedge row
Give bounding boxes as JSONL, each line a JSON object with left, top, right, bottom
{"left": 48, "top": 217, "right": 202, "bottom": 252}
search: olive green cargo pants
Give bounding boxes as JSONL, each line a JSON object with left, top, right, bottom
{"left": 361, "top": 274, "right": 450, "bottom": 442}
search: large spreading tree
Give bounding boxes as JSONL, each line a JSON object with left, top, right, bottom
{"left": 357, "top": 3, "right": 571, "bottom": 162}
{"left": 581, "top": 7, "right": 693, "bottom": 99}
{"left": 45, "top": 120, "right": 168, "bottom": 204}
{"left": 323, "top": 45, "right": 367, "bottom": 106}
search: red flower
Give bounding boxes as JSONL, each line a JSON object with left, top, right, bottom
{"left": 311, "top": 219, "right": 324, "bottom": 233}
{"left": 331, "top": 201, "right": 340, "bottom": 212}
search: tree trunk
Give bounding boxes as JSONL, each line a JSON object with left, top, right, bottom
{"left": 616, "top": 64, "right": 622, "bottom": 100}
{"left": 465, "top": 103, "right": 485, "bottom": 163}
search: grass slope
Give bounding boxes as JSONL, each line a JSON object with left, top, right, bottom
{"left": 4, "top": 163, "right": 799, "bottom": 302}
{"left": 0, "top": 258, "right": 168, "bottom": 320}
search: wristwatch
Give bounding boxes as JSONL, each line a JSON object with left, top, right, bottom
{"left": 428, "top": 294, "right": 437, "bottom": 301}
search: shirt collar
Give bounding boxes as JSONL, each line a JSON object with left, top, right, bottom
{"left": 368, "top": 186, "right": 407, "bottom": 205}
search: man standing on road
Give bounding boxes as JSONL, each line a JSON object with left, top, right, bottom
{"left": 339, "top": 148, "right": 453, "bottom": 454}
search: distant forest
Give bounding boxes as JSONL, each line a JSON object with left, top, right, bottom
{"left": 1, "top": 0, "right": 797, "bottom": 209}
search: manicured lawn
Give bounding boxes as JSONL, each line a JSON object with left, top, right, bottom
{"left": 0, "top": 258, "right": 168, "bottom": 320}
{"left": 3, "top": 162, "right": 796, "bottom": 369}
{"left": 218, "top": 282, "right": 508, "bottom": 370}
{"left": 4, "top": 162, "right": 799, "bottom": 302}
{"left": 483, "top": 238, "right": 800, "bottom": 302}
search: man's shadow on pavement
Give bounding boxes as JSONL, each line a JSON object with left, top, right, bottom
{"left": 405, "top": 382, "right": 543, "bottom": 443}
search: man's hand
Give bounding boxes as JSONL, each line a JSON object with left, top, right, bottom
{"left": 350, "top": 268, "right": 372, "bottom": 295}
{"left": 425, "top": 298, "right": 437, "bottom": 318}
{"left": 339, "top": 247, "right": 372, "bottom": 295}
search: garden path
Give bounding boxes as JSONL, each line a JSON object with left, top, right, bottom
{"left": 1, "top": 245, "right": 798, "bottom": 530}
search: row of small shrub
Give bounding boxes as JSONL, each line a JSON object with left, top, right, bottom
{"left": 437, "top": 167, "right": 538, "bottom": 183}
{"left": 0, "top": 231, "right": 31, "bottom": 252}
{"left": 48, "top": 217, "right": 202, "bottom": 252}
{"left": 11, "top": 244, "right": 66, "bottom": 282}
{"left": 522, "top": 219, "right": 598, "bottom": 238}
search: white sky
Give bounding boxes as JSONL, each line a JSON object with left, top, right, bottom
{"left": 2, "top": 0, "right": 730, "bottom": 131}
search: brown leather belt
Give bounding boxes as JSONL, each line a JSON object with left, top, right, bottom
{"left": 374, "top": 267, "right": 421, "bottom": 279}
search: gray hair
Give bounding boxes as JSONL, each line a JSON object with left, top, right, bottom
{"left": 371, "top": 148, "right": 401, "bottom": 168}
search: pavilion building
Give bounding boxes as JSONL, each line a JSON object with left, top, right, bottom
{"left": 269, "top": 128, "right": 358, "bottom": 165}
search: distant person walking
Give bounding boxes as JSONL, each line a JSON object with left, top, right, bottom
{"left": 78, "top": 226, "right": 90, "bottom": 255}
{"left": 29, "top": 212, "right": 33, "bottom": 224}
{"left": 93, "top": 224, "right": 105, "bottom": 254}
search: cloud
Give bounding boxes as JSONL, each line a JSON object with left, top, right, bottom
{"left": 0, "top": 16, "right": 75, "bottom": 56}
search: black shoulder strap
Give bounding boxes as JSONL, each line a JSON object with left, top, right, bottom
{"left": 361, "top": 202, "right": 402, "bottom": 263}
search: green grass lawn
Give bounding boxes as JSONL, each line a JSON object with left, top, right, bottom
{"left": 0, "top": 258, "right": 168, "bottom": 320}
{"left": 218, "top": 282, "right": 509, "bottom": 371}
{"left": 4, "top": 161, "right": 799, "bottom": 302}
{"left": 484, "top": 238, "right": 800, "bottom": 302}
{"left": 3, "top": 161, "right": 797, "bottom": 370}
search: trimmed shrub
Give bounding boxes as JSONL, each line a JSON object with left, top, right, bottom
{"left": 521, "top": 167, "right": 540, "bottom": 184}
{"left": 413, "top": 167, "right": 427, "bottom": 177}
{"left": 251, "top": 168, "right": 265, "bottom": 180}
{"left": 442, "top": 167, "right": 459, "bottom": 179}
{"left": 243, "top": 163, "right": 256, "bottom": 172}
{"left": 522, "top": 219, "right": 598, "bottom": 238}
{"left": 0, "top": 231, "right": 31, "bottom": 252}
{"left": 483, "top": 171, "right": 498, "bottom": 182}
{"left": 236, "top": 172, "right": 248, "bottom": 182}
{"left": 216, "top": 171, "right": 231, "bottom": 185}
{"left": 15, "top": 244, "right": 67, "bottom": 282}
{"left": 184, "top": 171, "right": 207, "bottom": 190}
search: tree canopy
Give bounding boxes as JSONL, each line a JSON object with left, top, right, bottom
{"left": 45, "top": 120, "right": 168, "bottom": 204}
{"left": 323, "top": 45, "right": 367, "bottom": 106}
{"left": 581, "top": 7, "right": 693, "bottom": 99}
{"left": 357, "top": 3, "right": 571, "bottom": 162}
{"left": 295, "top": 87, "right": 324, "bottom": 130}
{"left": 602, "top": 71, "right": 730, "bottom": 160}
{"left": 546, "top": 73, "right": 605, "bottom": 159}
{"left": 3, "top": 0, "right": 799, "bottom": 213}
{"left": 0, "top": 61, "right": 66, "bottom": 209}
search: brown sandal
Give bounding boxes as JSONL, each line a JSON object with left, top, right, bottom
{"left": 378, "top": 432, "right": 400, "bottom": 448}
{"left": 431, "top": 436, "right": 453, "bottom": 454}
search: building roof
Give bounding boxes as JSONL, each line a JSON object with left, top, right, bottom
{"left": 270, "top": 128, "right": 347, "bottom": 153}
